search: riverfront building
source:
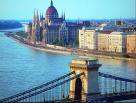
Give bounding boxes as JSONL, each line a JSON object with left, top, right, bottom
{"left": 127, "top": 32, "right": 136, "bottom": 54}
{"left": 79, "top": 27, "right": 97, "bottom": 50}
{"left": 97, "top": 31, "right": 112, "bottom": 52}
{"left": 108, "top": 32, "right": 126, "bottom": 53}
{"left": 24, "top": 23, "right": 31, "bottom": 33}
{"left": 27, "top": 0, "right": 82, "bottom": 46}
{"left": 79, "top": 27, "right": 136, "bottom": 53}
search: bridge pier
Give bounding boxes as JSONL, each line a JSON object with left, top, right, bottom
{"left": 69, "top": 58, "right": 102, "bottom": 101}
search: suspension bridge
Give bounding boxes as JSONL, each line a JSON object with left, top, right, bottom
{"left": 0, "top": 58, "right": 136, "bottom": 103}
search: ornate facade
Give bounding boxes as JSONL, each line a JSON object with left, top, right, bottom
{"left": 28, "top": 0, "right": 81, "bottom": 46}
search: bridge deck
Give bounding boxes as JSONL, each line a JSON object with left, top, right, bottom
{"left": 88, "top": 91, "right": 136, "bottom": 102}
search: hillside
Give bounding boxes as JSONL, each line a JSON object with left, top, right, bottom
{"left": 0, "top": 20, "right": 22, "bottom": 30}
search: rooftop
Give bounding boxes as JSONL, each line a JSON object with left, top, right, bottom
{"left": 71, "top": 58, "right": 98, "bottom": 65}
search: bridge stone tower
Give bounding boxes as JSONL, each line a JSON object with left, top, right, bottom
{"left": 69, "top": 58, "right": 101, "bottom": 101}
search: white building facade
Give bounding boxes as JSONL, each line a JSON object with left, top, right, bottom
{"left": 79, "top": 28, "right": 97, "bottom": 50}
{"left": 108, "top": 32, "right": 126, "bottom": 53}
{"left": 79, "top": 28, "right": 127, "bottom": 53}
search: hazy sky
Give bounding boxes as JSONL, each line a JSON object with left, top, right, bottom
{"left": 0, "top": 0, "right": 135, "bottom": 20}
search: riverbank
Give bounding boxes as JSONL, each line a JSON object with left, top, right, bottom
{"left": 4, "top": 32, "right": 71, "bottom": 55}
{"left": 78, "top": 53, "right": 136, "bottom": 61}
{"left": 22, "top": 44, "right": 71, "bottom": 55}
{"left": 4, "top": 32, "right": 136, "bottom": 61}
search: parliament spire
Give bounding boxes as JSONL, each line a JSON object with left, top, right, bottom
{"left": 51, "top": 0, "right": 53, "bottom": 6}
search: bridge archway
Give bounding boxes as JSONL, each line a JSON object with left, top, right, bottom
{"left": 70, "top": 58, "right": 101, "bottom": 101}
{"left": 74, "top": 78, "right": 82, "bottom": 100}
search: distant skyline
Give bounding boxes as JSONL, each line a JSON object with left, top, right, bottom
{"left": 0, "top": 0, "right": 135, "bottom": 20}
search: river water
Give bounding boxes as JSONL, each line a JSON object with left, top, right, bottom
{"left": 0, "top": 31, "right": 136, "bottom": 100}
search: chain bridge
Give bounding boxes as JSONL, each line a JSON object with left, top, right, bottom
{"left": 0, "top": 58, "right": 136, "bottom": 103}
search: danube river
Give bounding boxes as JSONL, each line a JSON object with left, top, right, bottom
{"left": 0, "top": 31, "right": 136, "bottom": 99}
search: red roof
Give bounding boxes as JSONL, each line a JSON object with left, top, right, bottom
{"left": 46, "top": 6, "right": 58, "bottom": 16}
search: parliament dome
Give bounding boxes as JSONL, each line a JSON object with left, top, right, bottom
{"left": 45, "top": 0, "right": 59, "bottom": 19}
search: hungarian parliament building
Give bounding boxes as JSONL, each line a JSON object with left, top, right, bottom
{"left": 27, "top": 0, "right": 87, "bottom": 46}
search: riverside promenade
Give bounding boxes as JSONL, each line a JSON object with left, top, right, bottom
{"left": 5, "top": 32, "right": 136, "bottom": 61}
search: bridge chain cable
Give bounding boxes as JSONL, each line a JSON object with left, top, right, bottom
{"left": 90, "top": 72, "right": 136, "bottom": 102}
{"left": 9, "top": 72, "right": 84, "bottom": 103}
{"left": 0, "top": 71, "right": 75, "bottom": 102}
{"left": 99, "top": 72, "right": 136, "bottom": 83}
